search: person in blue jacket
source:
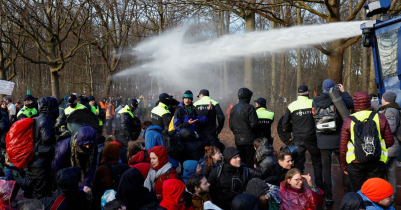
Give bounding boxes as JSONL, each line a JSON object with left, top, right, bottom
{"left": 173, "top": 90, "right": 208, "bottom": 132}
{"left": 52, "top": 126, "right": 98, "bottom": 195}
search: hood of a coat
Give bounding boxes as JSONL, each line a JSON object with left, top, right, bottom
{"left": 142, "top": 125, "right": 163, "bottom": 138}
{"left": 256, "top": 138, "right": 275, "bottom": 162}
{"left": 56, "top": 166, "right": 81, "bottom": 196}
{"left": 38, "top": 97, "right": 59, "bottom": 120}
{"left": 353, "top": 91, "right": 371, "bottom": 112}
{"left": 223, "top": 147, "right": 240, "bottom": 164}
{"left": 231, "top": 193, "right": 259, "bottom": 210}
{"left": 340, "top": 192, "right": 366, "bottom": 210}
{"left": 238, "top": 88, "right": 253, "bottom": 103}
{"left": 183, "top": 160, "right": 198, "bottom": 180}
{"left": 149, "top": 146, "right": 169, "bottom": 171}
{"left": 160, "top": 179, "right": 186, "bottom": 210}
{"left": 116, "top": 167, "right": 149, "bottom": 198}
{"left": 313, "top": 93, "right": 332, "bottom": 109}
{"left": 100, "top": 143, "right": 120, "bottom": 165}
{"left": 76, "top": 126, "right": 97, "bottom": 146}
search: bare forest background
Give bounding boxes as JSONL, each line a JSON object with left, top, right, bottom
{"left": 1, "top": 0, "right": 401, "bottom": 119}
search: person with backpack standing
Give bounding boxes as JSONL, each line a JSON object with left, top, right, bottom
{"left": 282, "top": 85, "right": 323, "bottom": 190}
{"left": 312, "top": 79, "right": 354, "bottom": 206}
{"left": 115, "top": 99, "right": 142, "bottom": 147}
{"left": 371, "top": 90, "right": 400, "bottom": 197}
{"left": 340, "top": 91, "right": 394, "bottom": 192}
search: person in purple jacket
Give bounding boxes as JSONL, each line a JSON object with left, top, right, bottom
{"left": 52, "top": 126, "right": 98, "bottom": 195}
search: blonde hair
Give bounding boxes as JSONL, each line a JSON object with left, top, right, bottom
{"left": 284, "top": 168, "right": 302, "bottom": 189}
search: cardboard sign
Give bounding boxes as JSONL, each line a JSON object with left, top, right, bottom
{"left": 0, "top": 80, "right": 15, "bottom": 95}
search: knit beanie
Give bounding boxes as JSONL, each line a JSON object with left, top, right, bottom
{"left": 361, "top": 178, "right": 393, "bottom": 202}
{"left": 149, "top": 146, "right": 169, "bottom": 171}
{"left": 182, "top": 90, "right": 193, "bottom": 99}
{"left": 223, "top": 147, "right": 240, "bottom": 164}
{"left": 382, "top": 91, "right": 397, "bottom": 103}
{"left": 322, "top": 79, "right": 335, "bottom": 92}
{"left": 246, "top": 178, "right": 270, "bottom": 198}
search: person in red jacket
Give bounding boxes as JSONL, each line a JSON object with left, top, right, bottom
{"left": 144, "top": 146, "right": 179, "bottom": 201}
{"left": 339, "top": 91, "right": 394, "bottom": 192}
{"left": 160, "top": 179, "right": 192, "bottom": 210}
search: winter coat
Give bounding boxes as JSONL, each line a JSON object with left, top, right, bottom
{"left": 231, "top": 193, "right": 259, "bottom": 210}
{"left": 0, "top": 109, "right": 10, "bottom": 136}
{"left": 255, "top": 138, "right": 277, "bottom": 173}
{"left": 179, "top": 128, "right": 208, "bottom": 161}
{"left": 260, "top": 164, "right": 289, "bottom": 187}
{"left": 313, "top": 92, "right": 354, "bottom": 149}
{"left": 190, "top": 192, "right": 212, "bottom": 210}
{"left": 340, "top": 92, "right": 394, "bottom": 172}
{"left": 277, "top": 181, "right": 324, "bottom": 210}
{"left": 340, "top": 192, "right": 366, "bottom": 210}
{"left": 52, "top": 127, "right": 98, "bottom": 187}
{"left": 173, "top": 103, "right": 207, "bottom": 132}
{"left": 115, "top": 168, "right": 157, "bottom": 210}
{"left": 142, "top": 125, "right": 165, "bottom": 150}
{"left": 29, "top": 114, "right": 56, "bottom": 168}
{"left": 194, "top": 96, "right": 225, "bottom": 136}
{"left": 229, "top": 88, "right": 258, "bottom": 146}
{"left": 358, "top": 191, "right": 395, "bottom": 210}
{"left": 371, "top": 101, "right": 401, "bottom": 157}
{"left": 41, "top": 167, "right": 88, "bottom": 210}
{"left": 183, "top": 160, "right": 198, "bottom": 184}
{"left": 115, "top": 105, "right": 141, "bottom": 147}
{"left": 160, "top": 179, "right": 186, "bottom": 210}
{"left": 128, "top": 150, "right": 151, "bottom": 166}
{"left": 0, "top": 180, "right": 18, "bottom": 209}
{"left": 92, "top": 143, "right": 121, "bottom": 210}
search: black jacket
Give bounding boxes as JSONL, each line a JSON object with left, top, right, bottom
{"left": 194, "top": 97, "right": 225, "bottom": 135}
{"left": 231, "top": 193, "right": 259, "bottom": 210}
{"left": 115, "top": 110, "right": 141, "bottom": 147}
{"left": 256, "top": 107, "right": 274, "bottom": 144}
{"left": 312, "top": 92, "right": 353, "bottom": 149}
{"left": 179, "top": 128, "right": 209, "bottom": 161}
{"left": 260, "top": 164, "right": 289, "bottom": 186}
{"left": 229, "top": 88, "right": 258, "bottom": 145}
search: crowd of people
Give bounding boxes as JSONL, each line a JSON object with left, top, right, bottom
{"left": 0, "top": 79, "right": 398, "bottom": 210}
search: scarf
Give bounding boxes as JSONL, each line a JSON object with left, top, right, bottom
{"left": 144, "top": 162, "right": 172, "bottom": 191}
{"left": 184, "top": 105, "right": 193, "bottom": 115}
{"left": 70, "top": 134, "right": 95, "bottom": 174}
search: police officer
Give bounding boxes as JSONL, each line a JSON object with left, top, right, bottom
{"left": 88, "top": 95, "right": 106, "bottom": 132}
{"left": 17, "top": 93, "right": 38, "bottom": 120}
{"left": 151, "top": 93, "right": 173, "bottom": 131}
{"left": 254, "top": 98, "right": 274, "bottom": 145}
{"left": 55, "top": 94, "right": 88, "bottom": 128}
{"left": 115, "top": 99, "right": 141, "bottom": 147}
{"left": 282, "top": 85, "right": 323, "bottom": 189}
{"left": 194, "top": 89, "right": 225, "bottom": 147}
{"left": 229, "top": 88, "right": 258, "bottom": 168}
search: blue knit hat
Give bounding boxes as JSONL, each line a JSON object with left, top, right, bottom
{"left": 322, "top": 79, "right": 335, "bottom": 92}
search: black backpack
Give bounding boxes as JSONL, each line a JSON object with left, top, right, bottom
{"left": 313, "top": 105, "right": 337, "bottom": 133}
{"left": 349, "top": 111, "right": 382, "bottom": 163}
{"left": 104, "top": 163, "right": 131, "bottom": 190}
{"left": 149, "top": 129, "right": 184, "bottom": 159}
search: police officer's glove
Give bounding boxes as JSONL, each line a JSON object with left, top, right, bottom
{"left": 216, "top": 126, "right": 223, "bottom": 135}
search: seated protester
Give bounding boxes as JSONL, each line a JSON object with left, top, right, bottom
{"left": 358, "top": 178, "right": 395, "bottom": 210}
{"left": 186, "top": 174, "right": 212, "bottom": 210}
{"left": 52, "top": 126, "right": 98, "bottom": 195}
{"left": 173, "top": 90, "right": 208, "bottom": 132}
{"left": 104, "top": 200, "right": 126, "bottom": 210}
{"left": 160, "top": 179, "right": 188, "bottom": 210}
{"left": 97, "top": 135, "right": 107, "bottom": 167}
{"left": 183, "top": 160, "right": 202, "bottom": 184}
{"left": 0, "top": 180, "right": 24, "bottom": 210}
{"left": 231, "top": 193, "right": 259, "bottom": 210}
{"left": 208, "top": 147, "right": 260, "bottom": 210}
{"left": 92, "top": 143, "right": 127, "bottom": 210}
{"left": 260, "top": 150, "right": 293, "bottom": 186}
{"left": 199, "top": 146, "right": 222, "bottom": 179}
{"left": 17, "top": 199, "right": 44, "bottom": 210}
{"left": 108, "top": 141, "right": 128, "bottom": 164}
{"left": 132, "top": 162, "right": 151, "bottom": 179}
{"left": 128, "top": 149, "right": 151, "bottom": 167}
{"left": 246, "top": 178, "right": 280, "bottom": 210}
{"left": 115, "top": 168, "right": 157, "bottom": 210}
{"left": 0, "top": 101, "right": 10, "bottom": 149}
{"left": 179, "top": 128, "right": 209, "bottom": 162}
{"left": 277, "top": 168, "right": 323, "bottom": 210}
{"left": 41, "top": 167, "right": 88, "bottom": 210}
{"left": 1, "top": 153, "right": 24, "bottom": 183}
{"left": 340, "top": 192, "right": 366, "bottom": 210}
{"left": 127, "top": 141, "right": 145, "bottom": 161}
{"left": 254, "top": 138, "right": 277, "bottom": 174}
{"left": 144, "top": 146, "right": 179, "bottom": 201}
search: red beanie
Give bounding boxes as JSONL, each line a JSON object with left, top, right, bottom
{"left": 361, "top": 178, "right": 393, "bottom": 202}
{"left": 133, "top": 163, "right": 151, "bottom": 179}
{"left": 149, "top": 146, "right": 169, "bottom": 171}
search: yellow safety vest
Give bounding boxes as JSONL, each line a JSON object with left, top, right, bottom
{"left": 17, "top": 105, "right": 38, "bottom": 118}
{"left": 151, "top": 103, "right": 170, "bottom": 118}
{"left": 118, "top": 105, "right": 134, "bottom": 118}
{"left": 288, "top": 96, "right": 313, "bottom": 113}
{"left": 194, "top": 96, "right": 219, "bottom": 106}
{"left": 64, "top": 102, "right": 87, "bottom": 115}
{"left": 90, "top": 104, "right": 103, "bottom": 126}
{"left": 346, "top": 110, "right": 388, "bottom": 164}
{"left": 256, "top": 107, "right": 274, "bottom": 120}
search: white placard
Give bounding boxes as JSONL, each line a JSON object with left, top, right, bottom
{"left": 0, "top": 80, "right": 15, "bottom": 95}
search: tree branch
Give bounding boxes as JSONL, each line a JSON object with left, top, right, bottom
{"left": 314, "top": 44, "right": 332, "bottom": 56}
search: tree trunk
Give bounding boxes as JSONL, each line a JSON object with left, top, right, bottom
{"left": 296, "top": 6, "right": 302, "bottom": 87}
{"left": 327, "top": 42, "right": 344, "bottom": 84}
{"left": 279, "top": 53, "right": 285, "bottom": 97}
{"left": 50, "top": 69, "right": 60, "bottom": 98}
{"left": 0, "top": 61, "right": 6, "bottom": 99}
{"left": 345, "top": 0, "right": 352, "bottom": 92}
{"left": 244, "top": 0, "right": 255, "bottom": 90}
{"left": 368, "top": 50, "right": 377, "bottom": 94}
{"left": 104, "top": 73, "right": 112, "bottom": 96}
{"left": 361, "top": 9, "right": 368, "bottom": 91}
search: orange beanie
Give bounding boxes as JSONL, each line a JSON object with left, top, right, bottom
{"left": 361, "top": 178, "right": 393, "bottom": 202}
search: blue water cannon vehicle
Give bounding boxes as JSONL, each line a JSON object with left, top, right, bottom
{"left": 361, "top": 0, "right": 401, "bottom": 103}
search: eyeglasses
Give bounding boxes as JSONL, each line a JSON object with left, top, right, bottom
{"left": 291, "top": 178, "right": 303, "bottom": 183}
